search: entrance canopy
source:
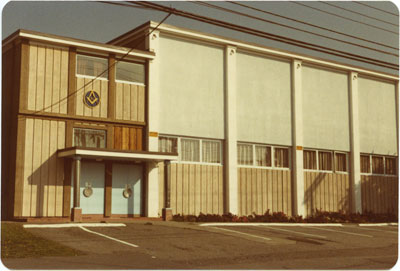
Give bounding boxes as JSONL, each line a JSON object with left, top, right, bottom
{"left": 58, "top": 147, "right": 178, "bottom": 162}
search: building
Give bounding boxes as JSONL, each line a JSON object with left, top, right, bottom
{"left": 2, "top": 21, "right": 398, "bottom": 222}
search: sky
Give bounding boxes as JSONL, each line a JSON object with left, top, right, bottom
{"left": 1, "top": 1, "right": 399, "bottom": 75}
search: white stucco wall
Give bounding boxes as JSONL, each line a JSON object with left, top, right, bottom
{"left": 236, "top": 52, "right": 292, "bottom": 145}
{"left": 302, "top": 65, "right": 350, "bottom": 151}
{"left": 358, "top": 77, "right": 397, "bottom": 155}
{"left": 158, "top": 35, "right": 224, "bottom": 139}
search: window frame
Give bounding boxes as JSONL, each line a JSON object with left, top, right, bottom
{"left": 360, "top": 154, "right": 398, "bottom": 176}
{"left": 303, "top": 148, "right": 347, "bottom": 173}
{"left": 334, "top": 151, "right": 349, "bottom": 173}
{"left": 114, "top": 59, "right": 146, "bottom": 86}
{"left": 76, "top": 54, "right": 109, "bottom": 81}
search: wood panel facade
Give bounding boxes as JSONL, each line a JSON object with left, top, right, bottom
{"left": 115, "top": 82, "right": 145, "bottom": 122}
{"left": 237, "top": 168, "right": 292, "bottom": 216}
{"left": 76, "top": 77, "right": 108, "bottom": 118}
{"left": 361, "top": 175, "right": 398, "bottom": 214}
{"left": 303, "top": 172, "right": 350, "bottom": 216}
{"left": 113, "top": 126, "right": 143, "bottom": 151}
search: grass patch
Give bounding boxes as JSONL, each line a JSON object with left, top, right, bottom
{"left": 1, "top": 222, "right": 84, "bottom": 258}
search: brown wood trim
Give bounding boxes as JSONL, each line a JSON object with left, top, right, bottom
{"left": 108, "top": 54, "right": 116, "bottom": 119}
{"left": 65, "top": 120, "right": 73, "bottom": 148}
{"left": 58, "top": 146, "right": 178, "bottom": 156}
{"left": 18, "top": 39, "right": 29, "bottom": 112}
{"left": 144, "top": 60, "right": 149, "bottom": 151}
{"left": 68, "top": 47, "right": 77, "bottom": 115}
{"left": 104, "top": 161, "right": 112, "bottom": 217}
{"left": 107, "top": 125, "right": 114, "bottom": 149}
{"left": 63, "top": 158, "right": 72, "bottom": 217}
{"left": 13, "top": 117, "right": 26, "bottom": 217}
{"left": 19, "top": 110, "right": 146, "bottom": 126}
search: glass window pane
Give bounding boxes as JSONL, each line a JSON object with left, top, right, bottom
{"left": 335, "top": 153, "right": 347, "bottom": 172}
{"left": 372, "top": 156, "right": 384, "bottom": 174}
{"left": 202, "top": 141, "right": 221, "bottom": 163}
{"left": 73, "top": 128, "right": 106, "bottom": 148}
{"left": 255, "top": 146, "right": 271, "bottom": 167}
{"left": 303, "top": 150, "right": 317, "bottom": 170}
{"left": 360, "top": 155, "right": 370, "bottom": 173}
{"left": 159, "top": 136, "right": 177, "bottom": 153}
{"left": 274, "top": 148, "right": 289, "bottom": 168}
{"left": 319, "top": 151, "right": 332, "bottom": 171}
{"left": 237, "top": 144, "right": 253, "bottom": 165}
{"left": 181, "top": 139, "right": 200, "bottom": 162}
{"left": 385, "top": 157, "right": 397, "bottom": 175}
{"left": 116, "top": 61, "right": 145, "bottom": 84}
{"left": 77, "top": 55, "right": 108, "bottom": 79}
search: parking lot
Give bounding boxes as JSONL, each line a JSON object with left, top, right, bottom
{"left": 3, "top": 221, "right": 398, "bottom": 270}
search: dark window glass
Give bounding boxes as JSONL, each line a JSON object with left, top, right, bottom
{"left": 275, "top": 148, "right": 289, "bottom": 168}
{"left": 73, "top": 128, "right": 106, "bottom": 148}
{"left": 385, "top": 157, "right": 397, "bottom": 175}
{"left": 372, "top": 156, "right": 384, "bottom": 174}
{"left": 360, "top": 155, "right": 370, "bottom": 173}
{"left": 303, "top": 150, "right": 317, "bottom": 170}
{"left": 335, "top": 153, "right": 347, "bottom": 172}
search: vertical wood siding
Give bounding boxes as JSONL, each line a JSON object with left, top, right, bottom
{"left": 115, "top": 83, "right": 145, "bottom": 122}
{"left": 361, "top": 175, "right": 398, "bottom": 214}
{"left": 113, "top": 126, "right": 143, "bottom": 151}
{"left": 27, "top": 44, "right": 68, "bottom": 114}
{"left": 22, "top": 118, "right": 66, "bottom": 217}
{"left": 238, "top": 168, "right": 292, "bottom": 216}
{"left": 158, "top": 163, "right": 224, "bottom": 215}
{"left": 76, "top": 77, "right": 108, "bottom": 118}
{"left": 304, "top": 172, "right": 350, "bottom": 216}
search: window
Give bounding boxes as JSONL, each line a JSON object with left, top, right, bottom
{"left": 77, "top": 55, "right": 108, "bottom": 79}
{"left": 303, "top": 150, "right": 317, "bottom": 170}
{"left": 255, "top": 145, "right": 271, "bottom": 167}
{"left": 181, "top": 139, "right": 200, "bottom": 162}
{"left": 73, "top": 128, "right": 106, "bottom": 148}
{"left": 202, "top": 140, "right": 221, "bottom": 163}
{"left": 238, "top": 144, "right": 253, "bottom": 165}
{"left": 385, "top": 157, "right": 397, "bottom": 175}
{"left": 274, "top": 147, "right": 289, "bottom": 168}
{"left": 116, "top": 61, "right": 145, "bottom": 84}
{"left": 159, "top": 136, "right": 177, "bottom": 153}
{"left": 319, "top": 151, "right": 333, "bottom": 171}
{"left": 335, "top": 153, "right": 347, "bottom": 172}
{"left": 372, "top": 156, "right": 384, "bottom": 174}
{"left": 360, "top": 155, "right": 370, "bottom": 173}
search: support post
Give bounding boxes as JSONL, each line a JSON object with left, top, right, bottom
{"left": 291, "top": 59, "right": 306, "bottom": 217}
{"left": 71, "top": 156, "right": 82, "bottom": 222}
{"left": 146, "top": 162, "right": 159, "bottom": 217}
{"left": 224, "top": 45, "right": 238, "bottom": 215}
{"left": 162, "top": 161, "right": 172, "bottom": 221}
{"left": 349, "top": 71, "right": 362, "bottom": 213}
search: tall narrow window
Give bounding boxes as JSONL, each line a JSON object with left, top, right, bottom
{"left": 274, "top": 148, "right": 289, "bottom": 168}
{"left": 303, "top": 150, "right": 317, "bottom": 170}
{"left": 159, "top": 136, "right": 177, "bottom": 153}
{"left": 202, "top": 140, "right": 221, "bottom": 163}
{"left": 372, "top": 156, "right": 384, "bottom": 174}
{"left": 255, "top": 146, "right": 272, "bottom": 167}
{"left": 181, "top": 139, "right": 200, "bottom": 162}
{"left": 73, "top": 128, "right": 106, "bottom": 148}
{"left": 360, "top": 155, "right": 370, "bottom": 173}
{"left": 319, "top": 151, "right": 333, "bottom": 171}
{"left": 385, "top": 157, "right": 397, "bottom": 175}
{"left": 335, "top": 153, "right": 347, "bottom": 172}
{"left": 237, "top": 144, "right": 253, "bottom": 165}
{"left": 116, "top": 61, "right": 145, "bottom": 84}
{"left": 77, "top": 55, "right": 108, "bottom": 79}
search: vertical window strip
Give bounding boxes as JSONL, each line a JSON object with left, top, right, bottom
{"left": 360, "top": 155, "right": 370, "bottom": 173}
{"left": 303, "top": 150, "right": 317, "bottom": 170}
{"left": 385, "top": 157, "right": 397, "bottom": 175}
{"left": 318, "top": 151, "right": 333, "bottom": 171}
{"left": 76, "top": 55, "right": 108, "bottom": 79}
{"left": 238, "top": 144, "right": 253, "bottom": 165}
{"left": 274, "top": 147, "right": 289, "bottom": 168}
{"left": 159, "top": 136, "right": 177, "bottom": 153}
{"left": 371, "top": 156, "right": 384, "bottom": 174}
{"left": 181, "top": 139, "right": 200, "bottom": 162}
{"left": 202, "top": 140, "right": 221, "bottom": 163}
{"left": 255, "top": 146, "right": 271, "bottom": 167}
{"left": 335, "top": 153, "right": 347, "bottom": 172}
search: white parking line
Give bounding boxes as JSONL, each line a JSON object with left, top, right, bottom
{"left": 359, "top": 223, "right": 398, "bottom": 226}
{"left": 23, "top": 223, "right": 126, "bottom": 228}
{"left": 312, "top": 227, "right": 373, "bottom": 238}
{"left": 355, "top": 227, "right": 398, "bottom": 234}
{"left": 210, "top": 227, "right": 272, "bottom": 241}
{"left": 200, "top": 223, "right": 343, "bottom": 227}
{"left": 261, "top": 226, "right": 327, "bottom": 239}
{"left": 79, "top": 226, "right": 139, "bottom": 248}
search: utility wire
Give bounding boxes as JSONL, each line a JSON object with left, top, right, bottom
{"left": 29, "top": 11, "right": 172, "bottom": 115}
{"left": 354, "top": 1, "right": 399, "bottom": 17}
{"left": 192, "top": 1, "right": 398, "bottom": 57}
{"left": 320, "top": 1, "right": 398, "bottom": 27}
{"left": 291, "top": 2, "right": 398, "bottom": 35}
{"left": 98, "top": 1, "right": 154, "bottom": 10}
{"left": 229, "top": 1, "right": 398, "bottom": 51}
{"left": 130, "top": 1, "right": 398, "bottom": 69}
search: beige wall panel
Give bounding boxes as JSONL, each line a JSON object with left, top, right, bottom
{"left": 115, "top": 83, "right": 143, "bottom": 122}
{"left": 30, "top": 119, "right": 43, "bottom": 216}
{"left": 92, "top": 80, "right": 101, "bottom": 117}
{"left": 76, "top": 78, "right": 107, "bottom": 118}
{"left": 55, "top": 121, "right": 65, "bottom": 217}
{"left": 100, "top": 80, "right": 108, "bottom": 118}
{"left": 138, "top": 86, "right": 145, "bottom": 122}
{"left": 22, "top": 119, "right": 34, "bottom": 216}
{"left": 47, "top": 121, "right": 57, "bottom": 217}
{"left": 59, "top": 49, "right": 69, "bottom": 114}
{"left": 44, "top": 49, "right": 53, "bottom": 113}
{"left": 76, "top": 77, "right": 84, "bottom": 115}
{"left": 159, "top": 35, "right": 224, "bottom": 139}
{"left": 302, "top": 66, "right": 350, "bottom": 151}
{"left": 218, "top": 167, "right": 224, "bottom": 214}
{"left": 36, "top": 46, "right": 46, "bottom": 112}
{"left": 52, "top": 49, "right": 61, "bottom": 114}
{"left": 237, "top": 52, "right": 292, "bottom": 145}
{"left": 170, "top": 163, "right": 177, "bottom": 214}
{"left": 130, "top": 85, "right": 138, "bottom": 121}
{"left": 27, "top": 45, "right": 38, "bottom": 111}
{"left": 189, "top": 164, "right": 195, "bottom": 214}
{"left": 115, "top": 83, "right": 123, "bottom": 119}
{"left": 183, "top": 164, "right": 189, "bottom": 215}
{"left": 41, "top": 120, "right": 50, "bottom": 216}
{"left": 195, "top": 165, "right": 201, "bottom": 215}
{"left": 176, "top": 164, "right": 183, "bottom": 214}
{"left": 158, "top": 162, "right": 164, "bottom": 214}
{"left": 123, "top": 83, "right": 130, "bottom": 120}
{"left": 358, "top": 77, "right": 397, "bottom": 155}
{"left": 84, "top": 78, "right": 93, "bottom": 117}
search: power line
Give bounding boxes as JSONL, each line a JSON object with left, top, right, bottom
{"left": 130, "top": 1, "right": 398, "bottom": 70}
{"left": 192, "top": 1, "right": 398, "bottom": 57}
{"left": 354, "top": 1, "right": 399, "bottom": 17}
{"left": 98, "top": 1, "right": 154, "bottom": 10}
{"left": 29, "top": 11, "right": 172, "bottom": 115}
{"left": 229, "top": 1, "right": 398, "bottom": 51}
{"left": 320, "top": 1, "right": 398, "bottom": 27}
{"left": 291, "top": 2, "right": 398, "bottom": 35}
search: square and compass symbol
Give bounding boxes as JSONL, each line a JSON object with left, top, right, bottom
{"left": 84, "top": 90, "right": 100, "bottom": 107}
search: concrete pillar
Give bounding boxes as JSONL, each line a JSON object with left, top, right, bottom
{"left": 72, "top": 156, "right": 82, "bottom": 222}
{"left": 291, "top": 59, "right": 306, "bottom": 217}
{"left": 349, "top": 71, "right": 362, "bottom": 213}
{"left": 146, "top": 162, "right": 159, "bottom": 217}
{"left": 224, "top": 45, "right": 238, "bottom": 215}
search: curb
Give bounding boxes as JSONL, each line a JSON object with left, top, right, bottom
{"left": 23, "top": 223, "right": 126, "bottom": 228}
{"left": 358, "top": 223, "right": 398, "bottom": 226}
{"left": 199, "top": 223, "right": 343, "bottom": 227}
